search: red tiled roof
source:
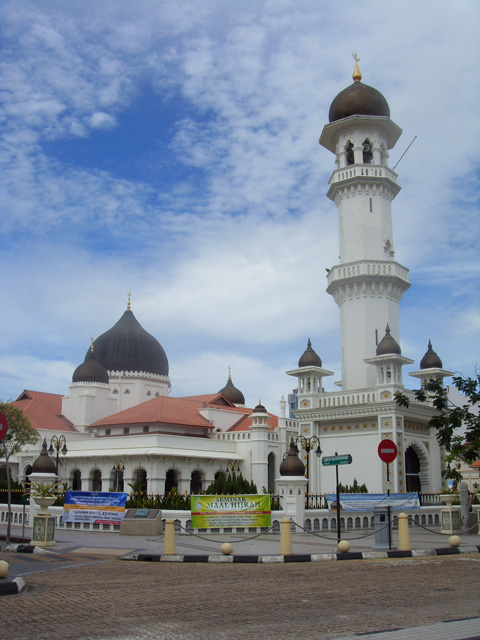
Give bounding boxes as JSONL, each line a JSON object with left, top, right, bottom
{"left": 90, "top": 395, "right": 214, "bottom": 429}
{"left": 471, "top": 460, "right": 480, "bottom": 468}
{"left": 227, "top": 408, "right": 278, "bottom": 432}
{"left": 179, "top": 393, "right": 235, "bottom": 407}
{"left": 12, "top": 390, "right": 76, "bottom": 432}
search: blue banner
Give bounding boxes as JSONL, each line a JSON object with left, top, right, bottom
{"left": 325, "top": 493, "right": 420, "bottom": 511}
{"left": 63, "top": 491, "right": 128, "bottom": 525}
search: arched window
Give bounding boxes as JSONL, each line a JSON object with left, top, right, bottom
{"left": 72, "top": 469, "right": 82, "bottom": 491}
{"left": 362, "top": 139, "right": 373, "bottom": 164}
{"left": 134, "top": 468, "right": 147, "bottom": 493}
{"left": 91, "top": 468, "right": 102, "bottom": 492}
{"left": 267, "top": 452, "right": 276, "bottom": 493}
{"left": 24, "top": 464, "right": 33, "bottom": 489}
{"left": 190, "top": 470, "right": 203, "bottom": 494}
{"left": 405, "top": 446, "right": 421, "bottom": 492}
{"left": 165, "top": 469, "right": 178, "bottom": 494}
{"left": 345, "top": 141, "right": 354, "bottom": 165}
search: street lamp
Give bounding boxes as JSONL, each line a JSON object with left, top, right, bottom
{"left": 48, "top": 435, "right": 68, "bottom": 475}
{"left": 112, "top": 461, "right": 125, "bottom": 492}
{"left": 294, "top": 435, "right": 322, "bottom": 493}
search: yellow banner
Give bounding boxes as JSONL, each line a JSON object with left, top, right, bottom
{"left": 191, "top": 494, "right": 271, "bottom": 529}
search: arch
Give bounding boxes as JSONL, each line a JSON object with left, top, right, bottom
{"left": 24, "top": 464, "right": 33, "bottom": 488}
{"left": 133, "top": 467, "right": 147, "bottom": 493}
{"left": 165, "top": 468, "right": 178, "bottom": 494}
{"left": 404, "top": 439, "right": 430, "bottom": 492}
{"left": 71, "top": 468, "right": 82, "bottom": 491}
{"left": 190, "top": 469, "right": 203, "bottom": 494}
{"left": 345, "top": 141, "right": 354, "bottom": 165}
{"left": 267, "top": 452, "right": 276, "bottom": 493}
{"left": 90, "top": 468, "right": 102, "bottom": 492}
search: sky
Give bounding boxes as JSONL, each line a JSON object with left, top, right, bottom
{"left": 0, "top": 0, "right": 479, "bottom": 412}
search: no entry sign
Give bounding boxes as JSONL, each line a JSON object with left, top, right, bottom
{"left": 378, "top": 439, "right": 397, "bottom": 464}
{"left": 0, "top": 412, "right": 8, "bottom": 443}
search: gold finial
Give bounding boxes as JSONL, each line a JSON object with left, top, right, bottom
{"left": 352, "top": 52, "right": 362, "bottom": 82}
{"left": 90, "top": 337, "right": 94, "bottom": 353}
{"left": 228, "top": 366, "right": 232, "bottom": 380}
{"left": 127, "top": 291, "right": 132, "bottom": 310}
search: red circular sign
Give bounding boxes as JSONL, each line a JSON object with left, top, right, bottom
{"left": 378, "top": 439, "right": 397, "bottom": 463}
{"left": 0, "top": 412, "right": 8, "bottom": 443}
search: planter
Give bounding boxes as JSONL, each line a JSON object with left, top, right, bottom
{"left": 439, "top": 494, "right": 459, "bottom": 507}
{"left": 33, "top": 496, "right": 56, "bottom": 511}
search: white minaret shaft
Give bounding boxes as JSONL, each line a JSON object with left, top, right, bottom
{"left": 319, "top": 61, "right": 410, "bottom": 391}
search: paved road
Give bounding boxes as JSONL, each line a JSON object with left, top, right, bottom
{"left": 1, "top": 551, "right": 479, "bottom": 640}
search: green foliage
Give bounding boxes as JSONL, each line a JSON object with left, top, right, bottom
{"left": 337, "top": 478, "right": 368, "bottom": 493}
{"left": 126, "top": 491, "right": 191, "bottom": 510}
{"left": 204, "top": 470, "right": 257, "bottom": 495}
{"left": 28, "top": 481, "right": 61, "bottom": 497}
{"left": 395, "top": 374, "right": 480, "bottom": 480}
{"left": 0, "top": 402, "right": 40, "bottom": 458}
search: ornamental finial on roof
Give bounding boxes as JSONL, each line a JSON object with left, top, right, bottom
{"left": 127, "top": 291, "right": 132, "bottom": 310}
{"left": 352, "top": 52, "right": 362, "bottom": 82}
{"left": 228, "top": 366, "right": 232, "bottom": 380}
{"left": 90, "top": 337, "right": 94, "bottom": 353}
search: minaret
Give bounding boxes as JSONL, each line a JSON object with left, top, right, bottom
{"left": 319, "top": 56, "right": 410, "bottom": 391}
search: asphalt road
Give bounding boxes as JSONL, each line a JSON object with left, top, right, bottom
{"left": 1, "top": 551, "right": 479, "bottom": 640}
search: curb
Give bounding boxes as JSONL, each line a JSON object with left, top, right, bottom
{"left": 125, "top": 545, "right": 480, "bottom": 563}
{"left": 0, "top": 577, "right": 26, "bottom": 596}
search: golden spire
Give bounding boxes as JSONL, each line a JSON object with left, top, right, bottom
{"left": 228, "top": 366, "right": 232, "bottom": 380}
{"left": 127, "top": 291, "right": 132, "bottom": 310}
{"left": 90, "top": 337, "right": 94, "bottom": 353}
{"left": 352, "top": 52, "right": 362, "bottom": 82}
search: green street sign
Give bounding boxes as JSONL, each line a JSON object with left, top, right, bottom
{"left": 322, "top": 454, "right": 352, "bottom": 466}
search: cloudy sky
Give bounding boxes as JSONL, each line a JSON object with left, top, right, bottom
{"left": 1, "top": 0, "right": 479, "bottom": 411}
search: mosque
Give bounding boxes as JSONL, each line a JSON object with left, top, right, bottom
{"left": 9, "top": 60, "right": 451, "bottom": 497}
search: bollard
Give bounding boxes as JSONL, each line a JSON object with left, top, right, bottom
{"left": 280, "top": 517, "right": 293, "bottom": 556}
{"left": 449, "top": 535, "right": 461, "bottom": 547}
{"left": 397, "top": 512, "right": 411, "bottom": 551}
{"left": 163, "top": 518, "right": 176, "bottom": 555}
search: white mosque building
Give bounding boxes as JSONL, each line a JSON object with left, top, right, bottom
{"left": 8, "top": 61, "right": 451, "bottom": 497}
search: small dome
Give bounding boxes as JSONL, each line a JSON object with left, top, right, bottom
{"left": 253, "top": 400, "right": 267, "bottom": 414}
{"left": 298, "top": 338, "right": 322, "bottom": 368}
{"left": 218, "top": 371, "right": 245, "bottom": 405}
{"left": 73, "top": 345, "right": 109, "bottom": 384}
{"left": 90, "top": 308, "right": 169, "bottom": 377}
{"left": 279, "top": 439, "right": 305, "bottom": 477}
{"left": 420, "top": 340, "right": 443, "bottom": 369}
{"left": 31, "top": 439, "right": 57, "bottom": 474}
{"left": 329, "top": 81, "right": 390, "bottom": 123}
{"left": 376, "top": 325, "right": 401, "bottom": 356}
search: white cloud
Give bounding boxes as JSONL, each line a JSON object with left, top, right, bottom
{"left": 89, "top": 112, "right": 116, "bottom": 129}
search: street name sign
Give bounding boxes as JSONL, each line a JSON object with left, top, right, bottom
{"left": 0, "top": 412, "right": 8, "bottom": 443}
{"left": 322, "top": 454, "right": 352, "bottom": 466}
{"left": 378, "top": 440, "right": 398, "bottom": 464}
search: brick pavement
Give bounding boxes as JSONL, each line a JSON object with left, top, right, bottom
{"left": 1, "top": 554, "right": 479, "bottom": 639}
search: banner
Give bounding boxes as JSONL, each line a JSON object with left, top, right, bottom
{"left": 191, "top": 494, "right": 271, "bottom": 529}
{"left": 325, "top": 493, "right": 420, "bottom": 512}
{"left": 62, "top": 491, "right": 128, "bottom": 525}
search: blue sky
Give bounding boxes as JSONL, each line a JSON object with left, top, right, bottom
{"left": 1, "top": 0, "right": 479, "bottom": 411}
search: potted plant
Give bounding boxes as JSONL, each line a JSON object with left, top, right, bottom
{"left": 28, "top": 481, "right": 61, "bottom": 511}
{"left": 439, "top": 487, "right": 460, "bottom": 507}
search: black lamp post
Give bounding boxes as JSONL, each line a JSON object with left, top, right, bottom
{"left": 112, "top": 461, "right": 125, "bottom": 492}
{"left": 48, "top": 435, "right": 68, "bottom": 475}
{"left": 294, "top": 435, "right": 322, "bottom": 493}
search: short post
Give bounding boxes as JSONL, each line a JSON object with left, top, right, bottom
{"left": 397, "top": 512, "right": 411, "bottom": 551}
{"left": 280, "top": 517, "right": 293, "bottom": 556}
{"left": 163, "top": 518, "right": 176, "bottom": 555}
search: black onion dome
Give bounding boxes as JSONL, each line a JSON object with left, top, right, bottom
{"left": 73, "top": 346, "right": 109, "bottom": 384}
{"left": 218, "top": 373, "right": 245, "bottom": 405}
{"left": 279, "top": 439, "right": 305, "bottom": 477}
{"left": 31, "top": 439, "right": 57, "bottom": 474}
{"left": 329, "top": 81, "right": 390, "bottom": 123}
{"left": 376, "top": 324, "right": 401, "bottom": 356}
{"left": 90, "top": 309, "right": 169, "bottom": 376}
{"left": 298, "top": 338, "right": 322, "bottom": 368}
{"left": 420, "top": 340, "right": 443, "bottom": 369}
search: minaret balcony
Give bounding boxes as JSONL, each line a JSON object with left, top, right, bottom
{"left": 327, "top": 164, "right": 400, "bottom": 202}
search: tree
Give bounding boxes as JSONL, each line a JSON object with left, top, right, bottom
{"left": 0, "top": 402, "right": 40, "bottom": 459}
{"left": 395, "top": 375, "right": 479, "bottom": 481}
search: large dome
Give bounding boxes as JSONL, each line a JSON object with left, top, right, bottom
{"left": 218, "top": 371, "right": 245, "bottom": 405}
{"left": 89, "top": 309, "right": 169, "bottom": 377}
{"left": 329, "top": 59, "right": 390, "bottom": 123}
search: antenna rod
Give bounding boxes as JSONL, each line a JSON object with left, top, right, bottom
{"left": 393, "top": 135, "right": 417, "bottom": 170}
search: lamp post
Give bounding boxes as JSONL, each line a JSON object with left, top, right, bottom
{"left": 294, "top": 435, "right": 322, "bottom": 495}
{"left": 48, "top": 435, "right": 68, "bottom": 475}
{"left": 112, "top": 461, "right": 125, "bottom": 492}
{"left": 2, "top": 440, "right": 15, "bottom": 544}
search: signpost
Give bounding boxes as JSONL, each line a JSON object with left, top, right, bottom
{"left": 322, "top": 452, "right": 352, "bottom": 544}
{"left": 0, "top": 412, "right": 12, "bottom": 544}
{"left": 377, "top": 439, "right": 398, "bottom": 549}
